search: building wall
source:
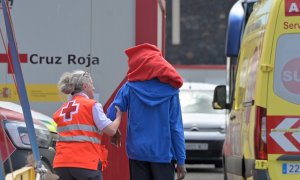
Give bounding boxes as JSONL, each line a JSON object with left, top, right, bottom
{"left": 165, "top": 0, "right": 236, "bottom": 65}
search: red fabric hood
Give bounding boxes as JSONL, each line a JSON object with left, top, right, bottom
{"left": 125, "top": 43, "right": 183, "bottom": 89}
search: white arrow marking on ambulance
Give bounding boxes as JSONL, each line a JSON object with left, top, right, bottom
{"left": 292, "top": 132, "right": 300, "bottom": 143}
{"left": 270, "top": 118, "right": 299, "bottom": 152}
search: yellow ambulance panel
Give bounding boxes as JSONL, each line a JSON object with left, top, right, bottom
{"left": 216, "top": 0, "right": 300, "bottom": 179}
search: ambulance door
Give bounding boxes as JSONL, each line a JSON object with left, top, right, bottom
{"left": 265, "top": 0, "right": 300, "bottom": 179}
{"left": 225, "top": 39, "right": 251, "bottom": 179}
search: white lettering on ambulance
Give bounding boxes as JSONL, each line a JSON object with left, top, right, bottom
{"left": 30, "top": 54, "right": 62, "bottom": 64}
{"left": 283, "top": 71, "right": 300, "bottom": 82}
{"left": 68, "top": 54, "right": 99, "bottom": 67}
{"left": 289, "top": 3, "right": 300, "bottom": 13}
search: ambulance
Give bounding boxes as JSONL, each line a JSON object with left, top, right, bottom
{"left": 213, "top": 0, "right": 300, "bottom": 179}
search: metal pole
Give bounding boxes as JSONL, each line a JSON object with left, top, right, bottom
{"left": 1, "top": 0, "right": 41, "bottom": 168}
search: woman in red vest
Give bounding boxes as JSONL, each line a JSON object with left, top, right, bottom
{"left": 53, "top": 70, "right": 122, "bottom": 180}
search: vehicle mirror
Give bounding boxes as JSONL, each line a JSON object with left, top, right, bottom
{"left": 212, "top": 85, "right": 227, "bottom": 109}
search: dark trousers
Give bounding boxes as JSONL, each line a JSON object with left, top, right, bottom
{"left": 129, "top": 159, "right": 175, "bottom": 180}
{"left": 54, "top": 161, "right": 102, "bottom": 180}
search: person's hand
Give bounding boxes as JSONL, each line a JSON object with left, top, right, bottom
{"left": 110, "top": 129, "right": 122, "bottom": 148}
{"left": 176, "top": 164, "right": 187, "bottom": 180}
{"left": 115, "top": 106, "right": 122, "bottom": 119}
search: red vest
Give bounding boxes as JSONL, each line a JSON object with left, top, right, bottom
{"left": 53, "top": 95, "right": 108, "bottom": 170}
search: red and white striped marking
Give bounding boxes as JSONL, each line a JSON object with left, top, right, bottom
{"left": 269, "top": 118, "right": 300, "bottom": 152}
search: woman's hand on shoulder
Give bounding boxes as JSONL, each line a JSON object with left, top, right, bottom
{"left": 115, "top": 106, "right": 122, "bottom": 120}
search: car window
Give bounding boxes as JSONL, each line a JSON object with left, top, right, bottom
{"left": 179, "top": 89, "right": 225, "bottom": 114}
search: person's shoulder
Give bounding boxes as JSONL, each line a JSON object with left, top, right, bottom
{"left": 120, "top": 81, "right": 131, "bottom": 90}
{"left": 78, "top": 97, "right": 97, "bottom": 106}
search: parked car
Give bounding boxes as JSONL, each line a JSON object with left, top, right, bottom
{"left": 179, "top": 82, "right": 226, "bottom": 168}
{"left": 0, "top": 101, "right": 58, "bottom": 148}
{"left": 0, "top": 101, "right": 56, "bottom": 174}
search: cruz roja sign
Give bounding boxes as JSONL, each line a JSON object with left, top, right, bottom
{"left": 29, "top": 54, "right": 100, "bottom": 67}
{"left": 0, "top": 51, "right": 100, "bottom": 74}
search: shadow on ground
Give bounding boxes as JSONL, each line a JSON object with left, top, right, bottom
{"left": 185, "top": 164, "right": 224, "bottom": 173}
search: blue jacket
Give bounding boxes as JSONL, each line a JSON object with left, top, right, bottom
{"left": 107, "top": 78, "right": 186, "bottom": 165}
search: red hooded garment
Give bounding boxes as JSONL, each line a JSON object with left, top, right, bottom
{"left": 125, "top": 43, "right": 183, "bottom": 89}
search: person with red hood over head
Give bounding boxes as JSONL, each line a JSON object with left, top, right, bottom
{"left": 107, "top": 43, "right": 187, "bottom": 180}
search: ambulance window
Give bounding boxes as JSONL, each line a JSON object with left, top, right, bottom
{"left": 228, "top": 57, "right": 238, "bottom": 107}
{"left": 243, "top": 2, "right": 255, "bottom": 25}
{"left": 245, "top": 47, "right": 259, "bottom": 102}
{"left": 233, "top": 53, "right": 249, "bottom": 109}
{"left": 274, "top": 34, "right": 300, "bottom": 104}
